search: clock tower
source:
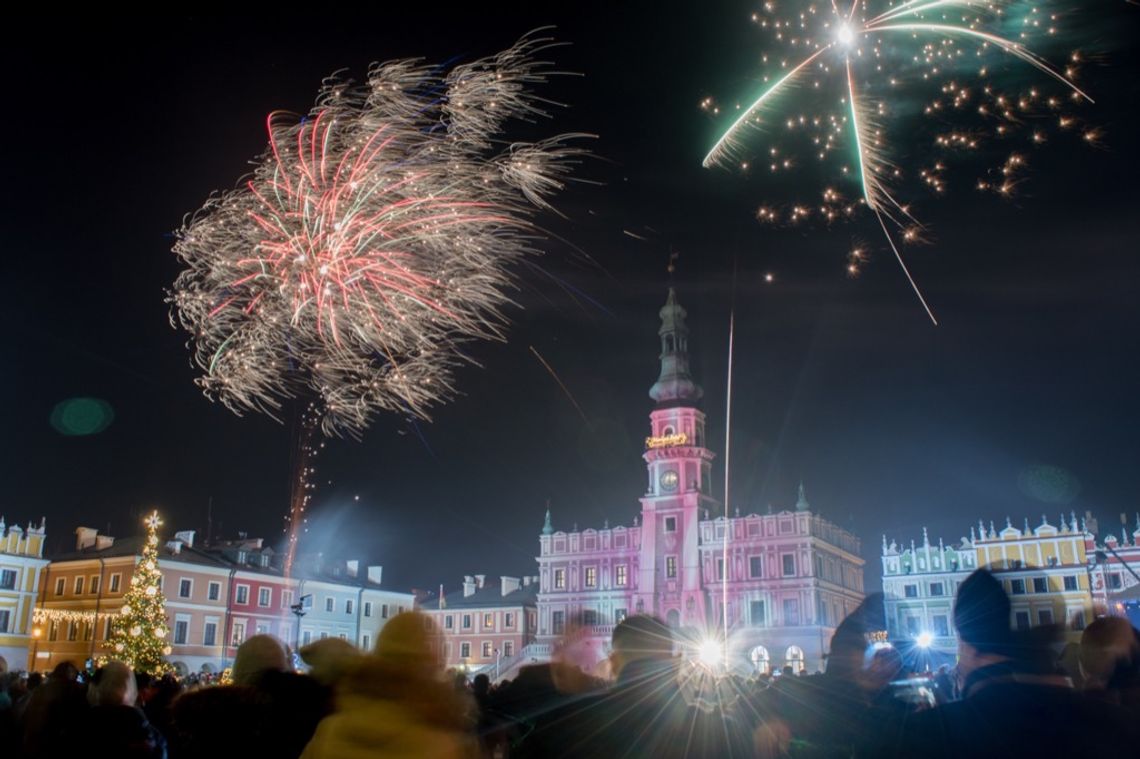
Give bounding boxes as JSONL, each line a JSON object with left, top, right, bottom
{"left": 637, "top": 288, "right": 717, "bottom": 629}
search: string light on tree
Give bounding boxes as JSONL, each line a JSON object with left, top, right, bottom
{"left": 106, "top": 511, "right": 172, "bottom": 674}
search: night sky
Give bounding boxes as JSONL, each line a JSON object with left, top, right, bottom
{"left": 5, "top": 4, "right": 1139, "bottom": 594}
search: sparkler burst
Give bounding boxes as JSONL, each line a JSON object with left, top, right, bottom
{"left": 703, "top": 1, "right": 1098, "bottom": 323}
{"left": 171, "top": 33, "right": 588, "bottom": 437}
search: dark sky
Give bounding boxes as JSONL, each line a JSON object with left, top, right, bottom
{"left": 5, "top": 3, "right": 1139, "bottom": 594}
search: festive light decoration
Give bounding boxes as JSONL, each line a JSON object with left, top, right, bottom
{"left": 645, "top": 432, "right": 689, "bottom": 449}
{"left": 703, "top": 1, "right": 1096, "bottom": 323}
{"left": 106, "top": 511, "right": 171, "bottom": 675}
{"left": 32, "top": 608, "right": 114, "bottom": 625}
{"left": 171, "top": 32, "right": 588, "bottom": 438}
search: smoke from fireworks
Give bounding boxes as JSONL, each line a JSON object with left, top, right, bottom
{"left": 171, "top": 33, "right": 588, "bottom": 437}
{"left": 702, "top": 1, "right": 1098, "bottom": 323}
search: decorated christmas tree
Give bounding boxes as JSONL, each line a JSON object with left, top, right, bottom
{"left": 107, "top": 511, "right": 172, "bottom": 674}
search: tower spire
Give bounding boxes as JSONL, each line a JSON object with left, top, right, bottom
{"left": 796, "top": 481, "right": 810, "bottom": 511}
{"left": 649, "top": 287, "right": 702, "bottom": 406}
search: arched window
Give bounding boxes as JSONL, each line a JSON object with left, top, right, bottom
{"left": 785, "top": 645, "right": 805, "bottom": 674}
{"left": 662, "top": 425, "right": 675, "bottom": 437}
{"left": 750, "top": 645, "right": 770, "bottom": 674}
{"left": 664, "top": 334, "right": 675, "bottom": 353}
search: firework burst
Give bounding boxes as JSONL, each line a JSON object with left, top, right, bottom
{"left": 171, "top": 32, "right": 588, "bottom": 437}
{"left": 703, "top": 1, "right": 1097, "bottom": 323}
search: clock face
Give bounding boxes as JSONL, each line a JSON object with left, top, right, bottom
{"left": 660, "top": 470, "right": 679, "bottom": 491}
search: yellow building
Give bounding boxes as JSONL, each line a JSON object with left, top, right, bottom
{"left": 972, "top": 514, "right": 1093, "bottom": 641}
{"left": 0, "top": 517, "right": 49, "bottom": 670}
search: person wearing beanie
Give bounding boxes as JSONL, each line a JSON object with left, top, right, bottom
{"left": 885, "top": 569, "right": 1140, "bottom": 758}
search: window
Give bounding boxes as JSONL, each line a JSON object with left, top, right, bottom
{"left": 109, "top": 574, "right": 121, "bottom": 593}
{"left": 460, "top": 642, "right": 471, "bottom": 659}
{"left": 783, "top": 598, "right": 800, "bottom": 625}
{"left": 482, "top": 642, "right": 493, "bottom": 658}
{"left": 932, "top": 614, "right": 950, "bottom": 637}
{"left": 179, "top": 579, "right": 193, "bottom": 598}
{"left": 1070, "top": 610, "right": 1087, "bottom": 631}
{"left": 55, "top": 577, "right": 65, "bottom": 596}
{"left": 905, "top": 616, "right": 920, "bottom": 636}
{"left": 782, "top": 554, "right": 795, "bottom": 576}
{"left": 664, "top": 517, "right": 677, "bottom": 533}
{"left": 445, "top": 615, "right": 454, "bottom": 630}
{"left": 67, "top": 622, "right": 78, "bottom": 641}
{"left": 103, "top": 618, "right": 112, "bottom": 641}
{"left": 339, "top": 633, "right": 347, "bottom": 641}
{"left": 583, "top": 609, "right": 598, "bottom": 626}
{"left": 1109, "top": 573, "right": 1123, "bottom": 590}
{"left": 929, "top": 582, "right": 944, "bottom": 597}
{"left": 904, "top": 584, "right": 918, "bottom": 598}
{"left": 84, "top": 622, "right": 93, "bottom": 641}
{"left": 319, "top": 631, "right": 328, "bottom": 640}
{"left": 554, "top": 569, "right": 566, "bottom": 589}
{"left": 324, "top": 597, "right": 334, "bottom": 612}
{"left": 749, "top": 556, "right": 763, "bottom": 579}
{"left": 235, "top": 585, "right": 249, "bottom": 604}
{"left": 1010, "top": 579, "right": 1026, "bottom": 595}
{"left": 232, "top": 622, "right": 246, "bottom": 646}
{"left": 504, "top": 641, "right": 514, "bottom": 657}
{"left": 552, "top": 610, "right": 565, "bottom": 635}
{"left": 362, "top": 634, "right": 371, "bottom": 650}
{"left": 198, "top": 580, "right": 217, "bottom": 601}
{"left": 615, "top": 608, "right": 627, "bottom": 624}
{"left": 302, "top": 630, "right": 312, "bottom": 645}
{"left": 666, "top": 556, "right": 677, "bottom": 579}
{"left": 1063, "top": 575, "right": 1078, "bottom": 591}
{"left": 483, "top": 613, "right": 494, "bottom": 629}
{"left": 381, "top": 604, "right": 389, "bottom": 618}
{"left": 1038, "top": 609, "right": 1054, "bottom": 626}
{"left": 48, "top": 621, "right": 58, "bottom": 641}
{"left": 1033, "top": 577, "right": 1048, "bottom": 594}
{"left": 282, "top": 591, "right": 293, "bottom": 609}
{"left": 462, "top": 614, "right": 472, "bottom": 629}
{"left": 0, "top": 609, "right": 9, "bottom": 633}
{"left": 74, "top": 576, "right": 84, "bottom": 595}
{"left": 751, "top": 600, "right": 766, "bottom": 626}
{"left": 1014, "top": 611, "right": 1030, "bottom": 630}
{"left": 398, "top": 606, "right": 405, "bottom": 614}
{"left": 615, "top": 564, "right": 628, "bottom": 587}
{"left": 504, "top": 612, "right": 515, "bottom": 628}
{"left": 364, "top": 602, "right": 372, "bottom": 617}
{"left": 255, "top": 588, "right": 269, "bottom": 607}
{"left": 90, "top": 575, "right": 101, "bottom": 594}
{"left": 174, "top": 616, "right": 190, "bottom": 645}
{"left": 346, "top": 599, "right": 354, "bottom": 615}
{"left": 204, "top": 620, "right": 218, "bottom": 647}
{"left": 585, "top": 566, "right": 597, "bottom": 588}
{"left": 717, "top": 558, "right": 726, "bottom": 580}
{"left": 0, "top": 569, "right": 15, "bottom": 590}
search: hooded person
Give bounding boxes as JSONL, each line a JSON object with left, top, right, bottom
{"left": 300, "top": 611, "right": 478, "bottom": 759}
{"left": 85, "top": 661, "right": 167, "bottom": 759}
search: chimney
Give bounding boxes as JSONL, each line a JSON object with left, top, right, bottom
{"left": 500, "top": 576, "right": 521, "bottom": 596}
{"left": 522, "top": 576, "right": 531, "bottom": 587}
{"left": 95, "top": 535, "right": 115, "bottom": 551}
{"left": 462, "top": 575, "right": 477, "bottom": 597}
{"left": 166, "top": 540, "right": 182, "bottom": 555}
{"left": 175, "top": 530, "right": 196, "bottom": 548}
{"left": 474, "top": 574, "right": 486, "bottom": 589}
{"left": 366, "top": 566, "right": 383, "bottom": 585}
{"left": 346, "top": 560, "right": 359, "bottom": 578}
{"left": 76, "top": 527, "right": 98, "bottom": 551}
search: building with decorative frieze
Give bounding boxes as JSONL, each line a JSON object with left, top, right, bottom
{"left": 883, "top": 513, "right": 1099, "bottom": 655}
{"left": 881, "top": 529, "right": 976, "bottom": 658}
{"left": 533, "top": 288, "right": 865, "bottom": 674}
{"left": 0, "top": 517, "right": 49, "bottom": 669}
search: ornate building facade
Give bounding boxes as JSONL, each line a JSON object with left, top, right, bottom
{"left": 0, "top": 517, "right": 48, "bottom": 668}
{"left": 534, "top": 289, "right": 865, "bottom": 674}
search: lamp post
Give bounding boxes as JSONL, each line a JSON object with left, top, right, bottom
{"left": 291, "top": 595, "right": 312, "bottom": 652}
{"left": 29, "top": 626, "right": 42, "bottom": 671}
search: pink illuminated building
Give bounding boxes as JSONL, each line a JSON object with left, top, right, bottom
{"left": 533, "top": 288, "right": 866, "bottom": 674}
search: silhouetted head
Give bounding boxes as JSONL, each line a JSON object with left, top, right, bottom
{"left": 232, "top": 634, "right": 289, "bottom": 686}
{"left": 1080, "top": 616, "right": 1140, "bottom": 689}
{"left": 50, "top": 661, "right": 79, "bottom": 683}
{"left": 610, "top": 615, "right": 672, "bottom": 677}
{"left": 90, "top": 660, "right": 137, "bottom": 706}
{"left": 954, "top": 569, "right": 1012, "bottom": 655}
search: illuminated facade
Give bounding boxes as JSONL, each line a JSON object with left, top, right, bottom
{"left": 534, "top": 288, "right": 866, "bottom": 674}
{"left": 0, "top": 517, "right": 48, "bottom": 669}
{"left": 883, "top": 514, "right": 1098, "bottom": 652}
{"left": 420, "top": 575, "right": 538, "bottom": 674}
{"left": 1087, "top": 516, "right": 1140, "bottom": 625}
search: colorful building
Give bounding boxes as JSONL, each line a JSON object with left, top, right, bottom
{"left": 421, "top": 575, "right": 538, "bottom": 676}
{"left": 35, "top": 526, "right": 414, "bottom": 673}
{"left": 1087, "top": 515, "right": 1140, "bottom": 627}
{"left": 881, "top": 528, "right": 976, "bottom": 658}
{"left": 533, "top": 288, "right": 865, "bottom": 674}
{"left": 0, "top": 517, "right": 48, "bottom": 669}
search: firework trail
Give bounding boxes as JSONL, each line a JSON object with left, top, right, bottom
{"left": 703, "top": 1, "right": 1097, "bottom": 322}
{"left": 529, "top": 345, "right": 591, "bottom": 427}
{"left": 171, "top": 32, "right": 589, "bottom": 437}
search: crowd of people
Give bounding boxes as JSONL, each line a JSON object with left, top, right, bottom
{"left": 1, "top": 567, "right": 1139, "bottom": 758}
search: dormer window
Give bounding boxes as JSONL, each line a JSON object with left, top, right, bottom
{"left": 260, "top": 555, "right": 270, "bottom": 568}
{"left": 237, "top": 551, "right": 247, "bottom": 564}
